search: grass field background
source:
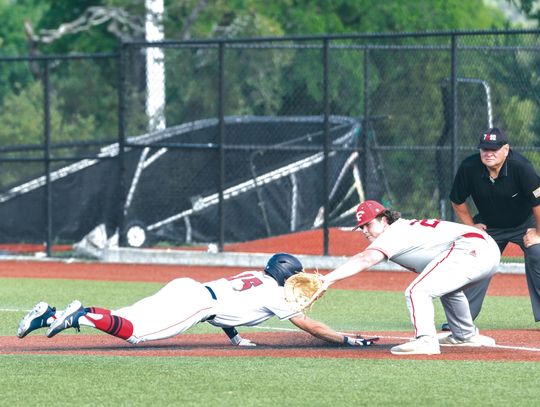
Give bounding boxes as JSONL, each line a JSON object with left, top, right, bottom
{"left": 1, "top": 275, "right": 539, "bottom": 406}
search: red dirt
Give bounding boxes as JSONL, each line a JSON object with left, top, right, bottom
{"left": 2, "top": 330, "right": 540, "bottom": 362}
{"left": 0, "top": 243, "right": 71, "bottom": 253}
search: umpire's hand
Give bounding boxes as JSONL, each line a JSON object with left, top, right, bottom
{"left": 524, "top": 228, "right": 540, "bottom": 248}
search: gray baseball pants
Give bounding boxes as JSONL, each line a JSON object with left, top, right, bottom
{"left": 464, "top": 214, "right": 540, "bottom": 322}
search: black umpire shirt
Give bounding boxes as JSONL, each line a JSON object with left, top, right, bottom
{"left": 450, "top": 149, "right": 540, "bottom": 229}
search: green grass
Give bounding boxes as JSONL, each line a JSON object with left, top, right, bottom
{"left": 1, "top": 355, "right": 539, "bottom": 406}
{"left": 501, "top": 256, "right": 525, "bottom": 263}
{"left": 1, "top": 276, "right": 539, "bottom": 406}
{"left": 0, "top": 355, "right": 538, "bottom": 406}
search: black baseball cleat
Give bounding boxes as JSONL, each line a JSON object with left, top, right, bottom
{"left": 17, "top": 302, "right": 56, "bottom": 338}
{"left": 46, "top": 300, "right": 87, "bottom": 338}
{"left": 441, "top": 322, "right": 450, "bottom": 332}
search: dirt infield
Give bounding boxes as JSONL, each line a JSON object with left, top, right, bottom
{"left": 3, "top": 330, "right": 540, "bottom": 362}
{"left": 1, "top": 258, "right": 538, "bottom": 361}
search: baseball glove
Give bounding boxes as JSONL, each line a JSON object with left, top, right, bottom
{"left": 284, "top": 272, "right": 324, "bottom": 311}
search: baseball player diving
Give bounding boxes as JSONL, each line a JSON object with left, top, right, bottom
{"left": 311, "top": 200, "right": 501, "bottom": 355}
{"left": 17, "top": 253, "right": 375, "bottom": 348}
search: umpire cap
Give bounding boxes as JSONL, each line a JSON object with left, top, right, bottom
{"left": 352, "top": 200, "right": 386, "bottom": 230}
{"left": 477, "top": 128, "right": 508, "bottom": 150}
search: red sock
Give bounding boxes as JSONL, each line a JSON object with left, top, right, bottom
{"left": 85, "top": 313, "right": 134, "bottom": 340}
{"left": 85, "top": 307, "right": 111, "bottom": 315}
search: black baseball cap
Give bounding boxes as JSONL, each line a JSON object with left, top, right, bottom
{"left": 477, "top": 127, "right": 508, "bottom": 150}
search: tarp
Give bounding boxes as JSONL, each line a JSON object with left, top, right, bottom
{"left": 0, "top": 116, "right": 384, "bottom": 246}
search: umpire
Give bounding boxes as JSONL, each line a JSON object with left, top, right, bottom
{"left": 449, "top": 127, "right": 540, "bottom": 323}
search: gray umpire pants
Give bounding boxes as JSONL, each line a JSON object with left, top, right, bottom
{"left": 464, "top": 214, "right": 540, "bottom": 322}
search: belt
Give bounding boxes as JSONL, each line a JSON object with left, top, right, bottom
{"left": 205, "top": 285, "right": 217, "bottom": 300}
{"left": 461, "top": 232, "right": 485, "bottom": 240}
{"left": 203, "top": 286, "right": 217, "bottom": 322}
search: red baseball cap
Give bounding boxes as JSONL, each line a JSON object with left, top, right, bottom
{"left": 352, "top": 200, "right": 386, "bottom": 230}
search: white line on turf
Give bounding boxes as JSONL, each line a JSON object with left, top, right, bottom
{"left": 488, "top": 344, "right": 540, "bottom": 352}
{"left": 253, "top": 326, "right": 540, "bottom": 353}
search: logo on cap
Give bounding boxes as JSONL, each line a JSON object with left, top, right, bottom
{"left": 477, "top": 127, "right": 508, "bottom": 149}
{"left": 356, "top": 209, "right": 367, "bottom": 223}
{"left": 356, "top": 207, "right": 381, "bottom": 224}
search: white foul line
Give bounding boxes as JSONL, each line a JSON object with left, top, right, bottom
{"left": 253, "top": 326, "right": 540, "bottom": 353}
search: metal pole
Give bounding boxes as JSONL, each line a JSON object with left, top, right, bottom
{"left": 362, "top": 47, "right": 370, "bottom": 196}
{"left": 117, "top": 44, "right": 127, "bottom": 246}
{"left": 218, "top": 42, "right": 225, "bottom": 251}
{"left": 145, "top": 0, "right": 166, "bottom": 131}
{"left": 450, "top": 35, "right": 458, "bottom": 221}
{"left": 323, "top": 38, "right": 330, "bottom": 256}
{"left": 43, "top": 61, "right": 52, "bottom": 257}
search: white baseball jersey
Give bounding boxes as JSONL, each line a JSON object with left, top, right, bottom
{"left": 114, "top": 271, "right": 300, "bottom": 343}
{"left": 366, "top": 218, "right": 500, "bottom": 340}
{"left": 367, "top": 218, "right": 491, "bottom": 272}
{"left": 205, "top": 270, "right": 301, "bottom": 327}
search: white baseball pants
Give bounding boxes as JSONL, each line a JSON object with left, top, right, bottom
{"left": 113, "top": 278, "right": 216, "bottom": 343}
{"left": 404, "top": 235, "right": 500, "bottom": 339}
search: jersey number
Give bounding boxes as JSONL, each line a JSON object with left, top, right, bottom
{"left": 409, "top": 219, "right": 441, "bottom": 228}
{"left": 226, "top": 273, "right": 263, "bottom": 291}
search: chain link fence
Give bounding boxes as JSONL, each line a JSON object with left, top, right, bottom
{"left": 1, "top": 30, "right": 539, "bottom": 257}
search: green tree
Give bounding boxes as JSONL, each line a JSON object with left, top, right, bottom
{"left": 0, "top": 0, "right": 49, "bottom": 105}
{"left": 0, "top": 81, "right": 96, "bottom": 187}
{"left": 508, "top": 0, "right": 540, "bottom": 25}
{"left": 0, "top": 0, "right": 532, "bottom": 218}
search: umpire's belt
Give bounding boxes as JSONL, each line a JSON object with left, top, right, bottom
{"left": 205, "top": 285, "right": 217, "bottom": 300}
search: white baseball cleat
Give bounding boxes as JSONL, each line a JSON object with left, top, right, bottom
{"left": 46, "top": 300, "right": 86, "bottom": 338}
{"left": 439, "top": 333, "right": 495, "bottom": 347}
{"left": 390, "top": 336, "right": 441, "bottom": 355}
{"left": 17, "top": 302, "right": 56, "bottom": 338}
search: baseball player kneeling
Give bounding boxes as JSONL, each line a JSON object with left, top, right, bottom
{"left": 312, "top": 200, "right": 500, "bottom": 356}
{"left": 17, "top": 253, "right": 376, "bottom": 348}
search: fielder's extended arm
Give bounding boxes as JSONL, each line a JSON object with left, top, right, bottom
{"left": 322, "top": 249, "right": 385, "bottom": 286}
{"left": 289, "top": 314, "right": 377, "bottom": 346}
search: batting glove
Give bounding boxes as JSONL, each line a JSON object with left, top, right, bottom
{"left": 344, "top": 335, "right": 379, "bottom": 346}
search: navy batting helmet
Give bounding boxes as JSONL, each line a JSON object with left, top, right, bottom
{"left": 264, "top": 253, "right": 303, "bottom": 286}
